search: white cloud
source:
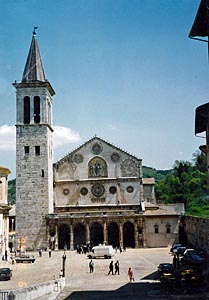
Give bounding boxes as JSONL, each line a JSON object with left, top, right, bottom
{"left": 0, "top": 124, "right": 15, "bottom": 150}
{"left": 53, "top": 126, "right": 81, "bottom": 148}
{"left": 0, "top": 124, "right": 81, "bottom": 151}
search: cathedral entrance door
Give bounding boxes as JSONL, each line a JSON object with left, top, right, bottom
{"left": 58, "top": 224, "right": 70, "bottom": 249}
{"left": 74, "top": 223, "right": 86, "bottom": 248}
{"left": 90, "top": 222, "right": 104, "bottom": 246}
{"left": 123, "top": 222, "right": 135, "bottom": 248}
{"left": 108, "top": 222, "right": 119, "bottom": 248}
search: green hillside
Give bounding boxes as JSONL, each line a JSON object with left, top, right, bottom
{"left": 142, "top": 166, "right": 172, "bottom": 182}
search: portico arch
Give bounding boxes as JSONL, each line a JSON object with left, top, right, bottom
{"left": 74, "top": 223, "right": 86, "bottom": 247}
{"left": 58, "top": 223, "right": 70, "bottom": 249}
{"left": 90, "top": 222, "right": 104, "bottom": 246}
{"left": 108, "top": 222, "right": 119, "bottom": 248}
{"left": 123, "top": 221, "right": 135, "bottom": 248}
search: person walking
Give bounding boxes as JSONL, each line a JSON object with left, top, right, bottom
{"left": 108, "top": 260, "right": 114, "bottom": 275}
{"left": 89, "top": 259, "right": 94, "bottom": 273}
{"left": 115, "top": 260, "right": 120, "bottom": 275}
{"left": 48, "top": 249, "right": 52, "bottom": 258}
{"left": 128, "top": 267, "right": 134, "bottom": 282}
{"left": 4, "top": 250, "right": 8, "bottom": 261}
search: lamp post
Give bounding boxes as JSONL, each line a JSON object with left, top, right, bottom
{"left": 62, "top": 251, "right": 66, "bottom": 277}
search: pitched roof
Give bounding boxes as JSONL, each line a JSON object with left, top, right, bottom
{"left": 189, "top": 0, "right": 209, "bottom": 38}
{"left": 22, "top": 32, "right": 46, "bottom": 83}
{"left": 55, "top": 136, "right": 142, "bottom": 165}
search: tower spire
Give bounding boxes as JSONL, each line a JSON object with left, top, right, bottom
{"left": 22, "top": 28, "right": 46, "bottom": 83}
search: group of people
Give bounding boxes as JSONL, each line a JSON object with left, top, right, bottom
{"left": 77, "top": 244, "right": 92, "bottom": 254}
{"left": 89, "top": 259, "right": 134, "bottom": 282}
{"left": 108, "top": 260, "right": 120, "bottom": 275}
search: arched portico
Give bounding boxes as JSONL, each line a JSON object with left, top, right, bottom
{"left": 108, "top": 222, "right": 119, "bottom": 248}
{"left": 123, "top": 221, "right": 135, "bottom": 248}
{"left": 73, "top": 223, "right": 86, "bottom": 248}
{"left": 58, "top": 223, "right": 70, "bottom": 249}
{"left": 90, "top": 222, "right": 104, "bottom": 246}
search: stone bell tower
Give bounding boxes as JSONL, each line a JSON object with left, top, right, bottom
{"left": 13, "top": 29, "right": 55, "bottom": 250}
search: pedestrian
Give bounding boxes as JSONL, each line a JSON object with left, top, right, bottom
{"left": 59, "top": 270, "right": 63, "bottom": 278}
{"left": 89, "top": 259, "right": 94, "bottom": 273}
{"left": 39, "top": 249, "right": 42, "bottom": 257}
{"left": 128, "top": 267, "right": 134, "bottom": 282}
{"left": 108, "top": 260, "right": 114, "bottom": 275}
{"left": 115, "top": 260, "right": 120, "bottom": 275}
{"left": 5, "top": 250, "right": 8, "bottom": 261}
{"left": 49, "top": 249, "right": 52, "bottom": 258}
{"left": 119, "top": 246, "right": 122, "bottom": 253}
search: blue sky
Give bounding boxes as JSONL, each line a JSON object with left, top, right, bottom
{"left": 0, "top": 0, "right": 208, "bottom": 179}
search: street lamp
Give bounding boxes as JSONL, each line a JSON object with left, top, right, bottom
{"left": 62, "top": 251, "right": 66, "bottom": 277}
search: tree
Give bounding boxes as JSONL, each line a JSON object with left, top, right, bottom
{"left": 156, "top": 151, "right": 208, "bottom": 215}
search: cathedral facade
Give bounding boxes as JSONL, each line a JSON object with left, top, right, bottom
{"left": 14, "top": 32, "right": 180, "bottom": 251}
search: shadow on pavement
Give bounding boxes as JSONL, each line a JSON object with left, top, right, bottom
{"left": 63, "top": 281, "right": 209, "bottom": 300}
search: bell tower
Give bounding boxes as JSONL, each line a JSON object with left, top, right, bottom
{"left": 13, "top": 29, "right": 55, "bottom": 250}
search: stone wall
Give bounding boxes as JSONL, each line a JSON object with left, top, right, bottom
{"left": 180, "top": 215, "right": 209, "bottom": 254}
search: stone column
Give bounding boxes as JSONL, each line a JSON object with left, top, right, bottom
{"left": 54, "top": 223, "right": 59, "bottom": 251}
{"left": 134, "top": 221, "right": 139, "bottom": 248}
{"left": 86, "top": 223, "right": 90, "bottom": 244}
{"left": 46, "top": 221, "right": 50, "bottom": 248}
{"left": 103, "top": 221, "right": 107, "bottom": 244}
{"left": 70, "top": 224, "right": 74, "bottom": 250}
{"left": 119, "top": 222, "right": 123, "bottom": 248}
{"left": 142, "top": 218, "right": 147, "bottom": 247}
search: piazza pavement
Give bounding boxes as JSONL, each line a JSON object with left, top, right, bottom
{"left": 1, "top": 248, "right": 209, "bottom": 300}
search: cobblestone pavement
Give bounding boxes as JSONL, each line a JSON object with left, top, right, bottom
{"left": 1, "top": 248, "right": 209, "bottom": 300}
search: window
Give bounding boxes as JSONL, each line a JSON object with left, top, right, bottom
{"left": 35, "top": 146, "right": 40, "bottom": 156}
{"left": 24, "top": 96, "right": 30, "bottom": 124}
{"left": 154, "top": 224, "right": 159, "bottom": 234}
{"left": 126, "top": 186, "right": 134, "bottom": 193}
{"left": 41, "top": 169, "right": 44, "bottom": 177}
{"left": 24, "top": 146, "right": 29, "bottom": 156}
{"left": 166, "top": 224, "right": 171, "bottom": 234}
{"left": 109, "top": 186, "right": 117, "bottom": 194}
{"left": 34, "top": 96, "right": 40, "bottom": 123}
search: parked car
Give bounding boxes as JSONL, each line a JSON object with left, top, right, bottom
{"left": 157, "top": 263, "right": 174, "bottom": 277}
{"left": 175, "top": 246, "right": 187, "bottom": 256}
{"left": 183, "top": 249, "right": 197, "bottom": 256}
{"left": 182, "top": 249, "right": 206, "bottom": 265}
{"left": 0, "top": 268, "right": 12, "bottom": 281}
{"left": 182, "top": 253, "right": 206, "bottom": 265}
{"left": 170, "top": 243, "right": 182, "bottom": 253}
{"left": 15, "top": 255, "right": 35, "bottom": 263}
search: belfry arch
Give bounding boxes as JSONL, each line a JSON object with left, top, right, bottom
{"left": 123, "top": 221, "right": 135, "bottom": 248}
{"left": 90, "top": 222, "right": 104, "bottom": 246}
{"left": 58, "top": 224, "right": 70, "bottom": 249}
{"left": 108, "top": 222, "right": 119, "bottom": 248}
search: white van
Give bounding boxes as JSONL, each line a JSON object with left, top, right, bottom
{"left": 87, "top": 245, "right": 114, "bottom": 259}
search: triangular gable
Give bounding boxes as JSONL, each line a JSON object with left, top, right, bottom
{"left": 55, "top": 136, "right": 142, "bottom": 165}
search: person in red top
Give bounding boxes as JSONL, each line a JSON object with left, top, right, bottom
{"left": 128, "top": 267, "right": 134, "bottom": 282}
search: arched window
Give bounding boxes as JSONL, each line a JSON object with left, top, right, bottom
{"left": 34, "top": 96, "right": 40, "bottom": 123}
{"left": 24, "top": 96, "right": 30, "bottom": 124}
{"left": 88, "top": 156, "right": 108, "bottom": 178}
